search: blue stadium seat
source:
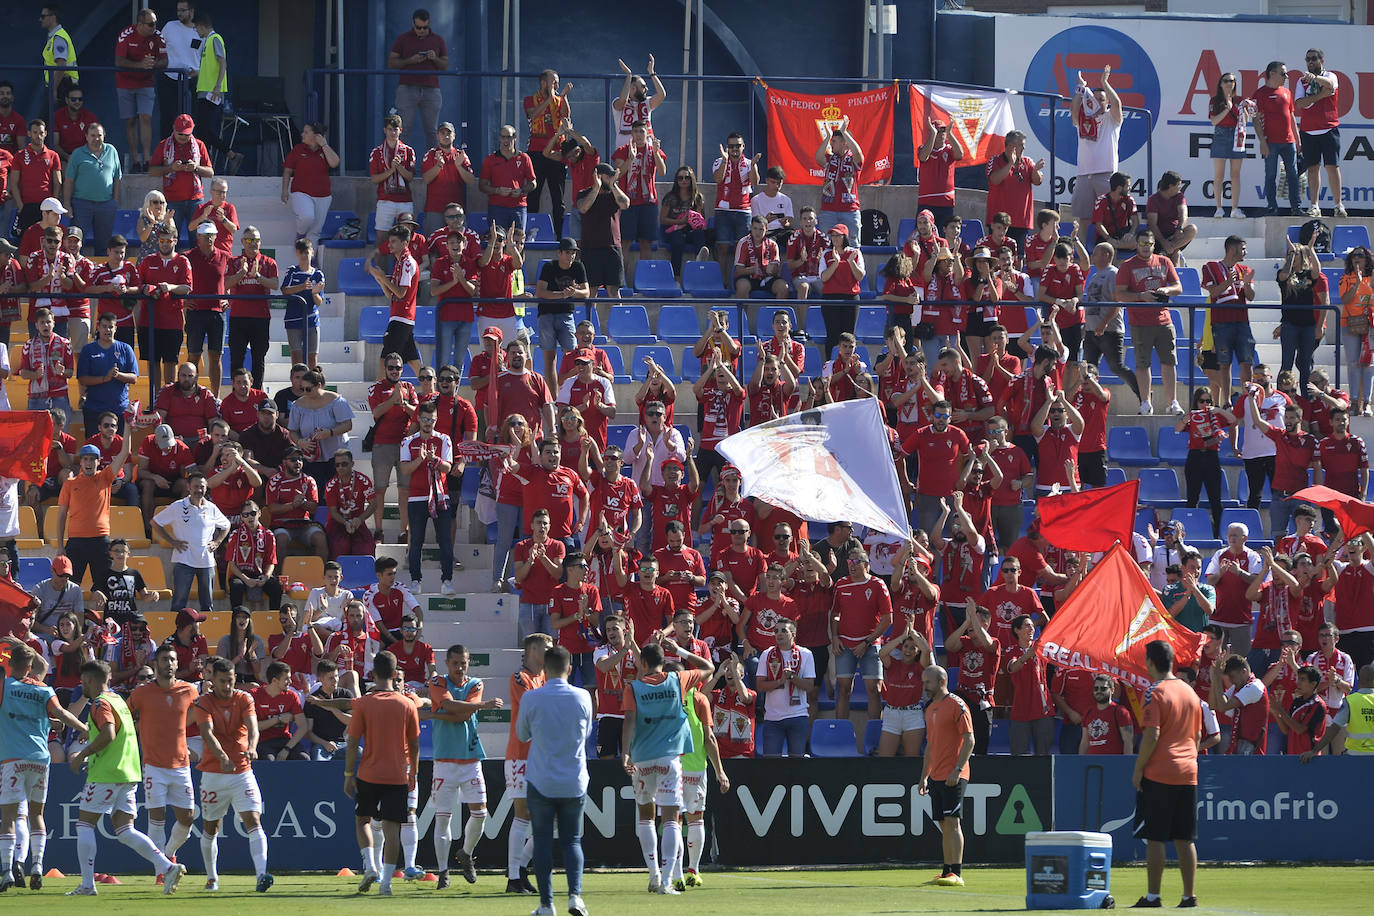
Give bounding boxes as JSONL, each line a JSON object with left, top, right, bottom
{"left": 359, "top": 306, "right": 390, "bottom": 343}
{"left": 633, "top": 260, "right": 683, "bottom": 296}
{"left": 524, "top": 212, "right": 557, "bottom": 249}
{"left": 17, "top": 557, "right": 51, "bottom": 592}
{"left": 337, "top": 555, "right": 376, "bottom": 591}
{"left": 1171, "top": 507, "right": 1219, "bottom": 541}
{"left": 1157, "top": 428, "right": 1189, "bottom": 465}
{"left": 1137, "top": 467, "right": 1183, "bottom": 508}
{"left": 1103, "top": 466, "right": 1127, "bottom": 488}
{"left": 804, "top": 305, "right": 826, "bottom": 341}
{"left": 1107, "top": 426, "right": 1155, "bottom": 466}
{"left": 961, "top": 219, "right": 986, "bottom": 249}
{"left": 607, "top": 425, "right": 636, "bottom": 450}
{"left": 608, "top": 304, "right": 655, "bottom": 344}
{"left": 601, "top": 344, "right": 631, "bottom": 383}
{"left": 1333, "top": 225, "right": 1370, "bottom": 256}
{"left": 1236, "top": 468, "right": 1273, "bottom": 508}
{"left": 855, "top": 306, "right": 887, "bottom": 344}
{"left": 337, "top": 257, "right": 382, "bottom": 296}
{"left": 1174, "top": 267, "right": 1205, "bottom": 305}
{"left": 1220, "top": 507, "right": 1264, "bottom": 537}
{"left": 894, "top": 218, "right": 916, "bottom": 249}
{"left": 1135, "top": 507, "right": 1158, "bottom": 536}
{"left": 466, "top": 212, "right": 490, "bottom": 235}
{"left": 800, "top": 346, "right": 824, "bottom": 383}
{"left": 756, "top": 305, "right": 798, "bottom": 336}
{"left": 413, "top": 306, "right": 436, "bottom": 345}
{"left": 1286, "top": 225, "right": 1302, "bottom": 245}
{"left": 319, "top": 210, "right": 363, "bottom": 248}
{"left": 657, "top": 304, "right": 701, "bottom": 343}
{"left": 631, "top": 345, "right": 678, "bottom": 382}
{"left": 681, "top": 355, "right": 703, "bottom": 382}
{"left": 1322, "top": 267, "right": 1343, "bottom": 292}
{"left": 863, "top": 718, "right": 883, "bottom": 756}
{"left": 738, "top": 347, "right": 758, "bottom": 381}
{"left": 675, "top": 425, "right": 693, "bottom": 450}
{"left": 717, "top": 307, "right": 750, "bottom": 342}
{"left": 682, "top": 262, "right": 727, "bottom": 296}
{"left": 113, "top": 209, "right": 140, "bottom": 243}
{"left": 987, "top": 718, "right": 1010, "bottom": 755}
{"left": 809, "top": 720, "right": 859, "bottom": 757}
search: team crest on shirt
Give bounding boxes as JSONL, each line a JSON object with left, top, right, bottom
{"left": 964, "top": 651, "right": 985, "bottom": 674}
{"left": 1086, "top": 717, "right": 1109, "bottom": 741}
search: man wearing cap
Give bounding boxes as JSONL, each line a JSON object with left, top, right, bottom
{"left": 479, "top": 124, "right": 537, "bottom": 233}
{"left": 11, "top": 120, "right": 62, "bottom": 238}
{"left": 114, "top": 6, "right": 166, "bottom": 172}
{"left": 557, "top": 318, "right": 614, "bottom": 386}
{"left": 430, "top": 226, "right": 478, "bottom": 369}
{"left": 469, "top": 326, "right": 506, "bottom": 429}
{"left": 155, "top": 361, "right": 218, "bottom": 445}
{"left": 240, "top": 399, "right": 293, "bottom": 480}
{"left": 33, "top": 554, "right": 85, "bottom": 639}
{"left": 185, "top": 221, "right": 230, "bottom": 389}
{"left": 17, "top": 195, "right": 66, "bottom": 259}
{"left": 136, "top": 224, "right": 194, "bottom": 385}
{"left": 55, "top": 433, "right": 132, "bottom": 591}
{"left": 134, "top": 423, "right": 190, "bottom": 531}
{"left": 576, "top": 162, "right": 629, "bottom": 295}
{"left": 557, "top": 347, "right": 616, "bottom": 449}
{"left": 166, "top": 607, "right": 211, "bottom": 680}
{"left": 225, "top": 226, "right": 279, "bottom": 390}
{"left": 152, "top": 470, "right": 230, "bottom": 616}
{"left": 536, "top": 237, "right": 591, "bottom": 386}
{"left": 149, "top": 112, "right": 214, "bottom": 234}
{"left": 59, "top": 228, "right": 96, "bottom": 360}
{"left": 420, "top": 122, "right": 478, "bottom": 233}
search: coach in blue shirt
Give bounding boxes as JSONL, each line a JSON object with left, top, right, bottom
{"left": 516, "top": 645, "right": 593, "bottom": 916}
{"left": 76, "top": 312, "right": 138, "bottom": 438}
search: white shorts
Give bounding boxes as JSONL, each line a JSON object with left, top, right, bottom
{"left": 632, "top": 755, "right": 683, "bottom": 809}
{"left": 79, "top": 782, "right": 139, "bottom": 817}
{"left": 143, "top": 764, "right": 197, "bottom": 813}
{"left": 503, "top": 759, "right": 527, "bottom": 800}
{"left": 432, "top": 760, "right": 487, "bottom": 811}
{"left": 681, "top": 769, "right": 706, "bottom": 816}
{"left": 199, "top": 770, "right": 263, "bottom": 822}
{"left": 881, "top": 705, "right": 926, "bottom": 735}
{"left": 0, "top": 760, "right": 49, "bottom": 805}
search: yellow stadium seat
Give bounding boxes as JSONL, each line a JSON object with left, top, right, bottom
{"left": 16, "top": 506, "right": 43, "bottom": 552}
{"left": 109, "top": 505, "right": 151, "bottom": 549}
{"left": 43, "top": 505, "right": 63, "bottom": 547}
{"left": 279, "top": 556, "right": 325, "bottom": 597}
{"left": 126, "top": 555, "right": 168, "bottom": 592}
{"left": 6, "top": 379, "right": 28, "bottom": 413}
{"left": 201, "top": 611, "right": 232, "bottom": 647}
{"left": 252, "top": 611, "right": 284, "bottom": 639}
{"left": 187, "top": 575, "right": 225, "bottom": 603}
{"left": 145, "top": 610, "right": 178, "bottom": 643}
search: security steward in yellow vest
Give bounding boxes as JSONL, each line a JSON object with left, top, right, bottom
{"left": 1302, "top": 664, "right": 1374, "bottom": 759}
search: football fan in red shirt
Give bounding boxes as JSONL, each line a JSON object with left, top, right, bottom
{"left": 619, "top": 554, "right": 676, "bottom": 637}
{"left": 738, "top": 564, "right": 798, "bottom": 660}
{"left": 1079, "top": 674, "right": 1135, "bottom": 754}
{"left": 901, "top": 397, "right": 972, "bottom": 538}
{"left": 829, "top": 549, "right": 893, "bottom": 724}
{"left": 1272, "top": 664, "right": 1328, "bottom": 757}
{"left": 548, "top": 551, "right": 603, "bottom": 693}
{"left": 653, "top": 520, "right": 706, "bottom": 614}
{"left": 639, "top": 446, "right": 700, "bottom": 552}
{"left": 268, "top": 602, "right": 325, "bottom": 690}
{"left": 389, "top": 614, "right": 436, "bottom": 687}
{"left": 711, "top": 517, "right": 767, "bottom": 602}
{"left": 136, "top": 423, "right": 192, "bottom": 528}
{"left": 876, "top": 620, "right": 934, "bottom": 758}
{"left": 265, "top": 447, "right": 328, "bottom": 560}
{"left": 512, "top": 509, "right": 568, "bottom": 640}
{"left": 1090, "top": 171, "right": 1138, "bottom": 257}
{"left": 253, "top": 661, "right": 309, "bottom": 760}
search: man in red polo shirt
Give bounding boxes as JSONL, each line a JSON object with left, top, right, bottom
{"left": 711, "top": 517, "right": 767, "bottom": 603}
{"left": 916, "top": 119, "right": 964, "bottom": 227}
{"left": 253, "top": 660, "right": 309, "bottom": 760}
{"left": 420, "top": 122, "right": 478, "bottom": 233}
{"left": 184, "top": 222, "right": 229, "bottom": 389}
{"left": 1115, "top": 227, "right": 1183, "bottom": 416}
{"left": 478, "top": 125, "right": 536, "bottom": 232}
{"left": 368, "top": 354, "right": 419, "bottom": 544}
{"left": 155, "top": 361, "right": 219, "bottom": 445}
{"left": 226, "top": 226, "right": 279, "bottom": 390}
{"left": 829, "top": 549, "right": 892, "bottom": 724}
{"left": 219, "top": 367, "right": 269, "bottom": 434}
{"left": 136, "top": 422, "right": 192, "bottom": 529}
{"left": 12, "top": 120, "right": 62, "bottom": 236}
{"left": 653, "top": 520, "right": 706, "bottom": 614}
{"left": 1253, "top": 60, "right": 1302, "bottom": 215}
{"left": 1316, "top": 406, "right": 1367, "bottom": 504}
{"left": 900, "top": 397, "right": 972, "bottom": 540}
{"left": 639, "top": 451, "right": 700, "bottom": 552}
{"left": 1090, "top": 171, "right": 1138, "bottom": 258}
{"left": 137, "top": 224, "right": 193, "bottom": 384}
{"left": 557, "top": 348, "right": 617, "bottom": 449}
{"left": 984, "top": 130, "right": 1043, "bottom": 250}
{"left": 1255, "top": 398, "right": 1319, "bottom": 540}
{"left": 512, "top": 509, "right": 567, "bottom": 639}
{"left": 112, "top": 7, "right": 165, "bottom": 170}
{"left": 148, "top": 113, "right": 213, "bottom": 234}
{"left": 620, "top": 555, "right": 676, "bottom": 637}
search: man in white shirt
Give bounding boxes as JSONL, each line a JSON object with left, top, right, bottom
{"left": 1070, "top": 65, "right": 1124, "bottom": 229}
{"left": 1233, "top": 364, "right": 1285, "bottom": 511}
{"left": 750, "top": 166, "right": 793, "bottom": 244}
{"left": 624, "top": 401, "right": 686, "bottom": 554}
{"left": 158, "top": 1, "right": 201, "bottom": 140}
{"left": 755, "top": 619, "right": 815, "bottom": 757}
{"left": 150, "top": 470, "right": 229, "bottom": 615}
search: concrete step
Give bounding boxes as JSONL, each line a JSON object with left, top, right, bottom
{"left": 1187, "top": 235, "right": 1265, "bottom": 262}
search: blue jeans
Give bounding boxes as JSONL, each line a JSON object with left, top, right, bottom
{"left": 488, "top": 204, "right": 527, "bottom": 232}
{"left": 762, "top": 716, "right": 809, "bottom": 756}
{"left": 662, "top": 225, "right": 707, "bottom": 276}
{"left": 1280, "top": 322, "right": 1318, "bottom": 391}
{"left": 493, "top": 502, "right": 522, "bottom": 584}
{"left": 408, "top": 499, "right": 455, "bottom": 586}
{"left": 1342, "top": 328, "right": 1373, "bottom": 405}
{"left": 527, "top": 784, "right": 585, "bottom": 909}
{"left": 28, "top": 396, "right": 73, "bottom": 420}
{"left": 436, "top": 319, "right": 473, "bottom": 370}
{"left": 72, "top": 197, "right": 117, "bottom": 252}
{"left": 921, "top": 334, "right": 958, "bottom": 369}
{"left": 169, "top": 198, "right": 201, "bottom": 238}
{"left": 170, "top": 562, "right": 213, "bottom": 613}
{"left": 1263, "top": 142, "right": 1300, "bottom": 212}
{"left": 519, "top": 602, "right": 552, "bottom": 641}
{"left": 1269, "top": 489, "right": 1308, "bottom": 541}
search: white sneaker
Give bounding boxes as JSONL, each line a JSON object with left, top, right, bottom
{"left": 66, "top": 885, "right": 98, "bottom": 896}
{"left": 647, "top": 879, "right": 662, "bottom": 894}
{"left": 1167, "top": 400, "right": 1185, "bottom": 415}
{"left": 441, "top": 581, "right": 456, "bottom": 596}
{"left": 568, "top": 893, "right": 588, "bottom": 916}
{"left": 1138, "top": 401, "right": 1154, "bottom": 416}
{"left": 1307, "top": 204, "right": 1322, "bottom": 217}
{"left": 655, "top": 884, "right": 681, "bottom": 896}
{"left": 1336, "top": 205, "right": 1349, "bottom": 217}
{"left": 532, "top": 907, "right": 557, "bottom": 916}
{"left": 695, "top": 246, "right": 711, "bottom": 262}
{"left": 162, "top": 862, "right": 187, "bottom": 895}
{"left": 411, "top": 579, "right": 424, "bottom": 594}
{"left": 1230, "top": 208, "right": 1246, "bottom": 219}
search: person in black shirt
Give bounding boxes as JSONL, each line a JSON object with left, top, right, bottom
{"left": 239, "top": 400, "right": 294, "bottom": 479}
{"left": 94, "top": 538, "right": 162, "bottom": 626}
{"left": 274, "top": 363, "right": 310, "bottom": 423}
{"left": 302, "top": 658, "right": 355, "bottom": 761}
{"left": 535, "top": 237, "right": 591, "bottom": 386}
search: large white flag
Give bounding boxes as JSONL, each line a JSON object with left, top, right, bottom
{"left": 717, "top": 399, "right": 910, "bottom": 540}
{"left": 908, "top": 84, "right": 1015, "bottom": 167}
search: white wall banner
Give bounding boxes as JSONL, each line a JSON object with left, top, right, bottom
{"left": 717, "top": 398, "right": 910, "bottom": 539}
{"left": 992, "top": 15, "right": 1374, "bottom": 210}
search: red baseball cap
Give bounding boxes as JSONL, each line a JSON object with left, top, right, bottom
{"left": 721, "top": 464, "right": 741, "bottom": 479}
{"left": 828, "top": 223, "right": 849, "bottom": 237}
{"left": 661, "top": 456, "right": 685, "bottom": 471}
{"left": 173, "top": 113, "right": 195, "bottom": 133}
{"left": 176, "top": 608, "right": 208, "bottom": 630}
{"left": 572, "top": 348, "right": 595, "bottom": 363}
{"left": 481, "top": 326, "right": 504, "bottom": 342}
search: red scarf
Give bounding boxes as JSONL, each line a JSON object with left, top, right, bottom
{"left": 767, "top": 644, "right": 801, "bottom": 701}
{"left": 231, "top": 524, "right": 272, "bottom": 574}
{"left": 160, "top": 135, "right": 203, "bottom": 198}
{"left": 791, "top": 229, "right": 824, "bottom": 275}
{"left": 738, "top": 235, "right": 773, "bottom": 271}
{"left": 822, "top": 151, "right": 857, "bottom": 207}
{"left": 621, "top": 142, "right": 657, "bottom": 202}
{"left": 718, "top": 157, "right": 751, "bottom": 210}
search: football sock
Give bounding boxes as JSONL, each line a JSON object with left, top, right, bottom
{"left": 201, "top": 833, "right": 219, "bottom": 883}
{"left": 687, "top": 821, "right": 705, "bottom": 872}
{"left": 0, "top": 832, "right": 14, "bottom": 874}
{"left": 950, "top": 863, "right": 962, "bottom": 876}
{"left": 661, "top": 821, "right": 682, "bottom": 885}
{"left": 146, "top": 817, "right": 166, "bottom": 851}
{"left": 637, "top": 820, "right": 659, "bottom": 882}
{"left": 116, "top": 824, "right": 173, "bottom": 874}
{"left": 13, "top": 817, "right": 28, "bottom": 868}
{"left": 433, "top": 814, "right": 452, "bottom": 869}
{"left": 371, "top": 819, "right": 386, "bottom": 871}
{"left": 462, "top": 810, "right": 486, "bottom": 854}
{"left": 361, "top": 847, "right": 374, "bottom": 875}
{"left": 166, "top": 820, "right": 192, "bottom": 858}
{"left": 247, "top": 826, "right": 268, "bottom": 877}
{"left": 507, "top": 817, "right": 530, "bottom": 879}
{"left": 77, "top": 822, "right": 97, "bottom": 887}
{"left": 29, "top": 829, "right": 46, "bottom": 872}
{"left": 1146, "top": 893, "right": 1161, "bottom": 902}
{"left": 401, "top": 818, "right": 418, "bottom": 870}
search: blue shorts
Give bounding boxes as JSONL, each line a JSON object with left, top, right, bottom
{"left": 833, "top": 643, "right": 880, "bottom": 679}
{"left": 1211, "top": 125, "right": 1246, "bottom": 161}
{"left": 537, "top": 311, "right": 576, "bottom": 353}
{"left": 714, "top": 209, "right": 750, "bottom": 247}
{"left": 1211, "top": 320, "right": 1255, "bottom": 366}
{"left": 623, "top": 203, "right": 659, "bottom": 242}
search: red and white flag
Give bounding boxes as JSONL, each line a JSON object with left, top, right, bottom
{"left": 1037, "top": 543, "right": 1203, "bottom": 693}
{"left": 908, "top": 84, "right": 1014, "bottom": 166}
{"left": 764, "top": 85, "right": 895, "bottom": 186}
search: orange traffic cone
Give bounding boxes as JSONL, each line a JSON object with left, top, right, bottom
{"left": 336, "top": 867, "right": 356, "bottom": 877}
{"left": 44, "top": 868, "right": 65, "bottom": 878}
{"left": 420, "top": 872, "right": 438, "bottom": 882}
{"left": 98, "top": 874, "right": 123, "bottom": 885}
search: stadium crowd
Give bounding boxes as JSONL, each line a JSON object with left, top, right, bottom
{"left": 1, "top": 4, "right": 1373, "bottom": 902}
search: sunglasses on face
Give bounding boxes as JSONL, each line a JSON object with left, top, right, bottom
{"left": 241, "top": 511, "right": 258, "bottom": 517}
{"left": 419, "top": 374, "right": 435, "bottom": 380}
{"left": 730, "top": 528, "right": 749, "bottom": 534}
{"left": 387, "top": 365, "right": 403, "bottom": 372}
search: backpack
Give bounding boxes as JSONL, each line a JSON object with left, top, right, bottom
{"left": 860, "top": 208, "right": 891, "bottom": 246}
{"left": 1299, "top": 218, "right": 1331, "bottom": 253}
{"left": 333, "top": 218, "right": 362, "bottom": 241}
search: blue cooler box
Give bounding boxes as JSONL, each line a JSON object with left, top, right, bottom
{"left": 1025, "top": 830, "right": 1114, "bottom": 909}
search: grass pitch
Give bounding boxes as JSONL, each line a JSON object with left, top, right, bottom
{"left": 10, "top": 865, "right": 1369, "bottom": 914}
